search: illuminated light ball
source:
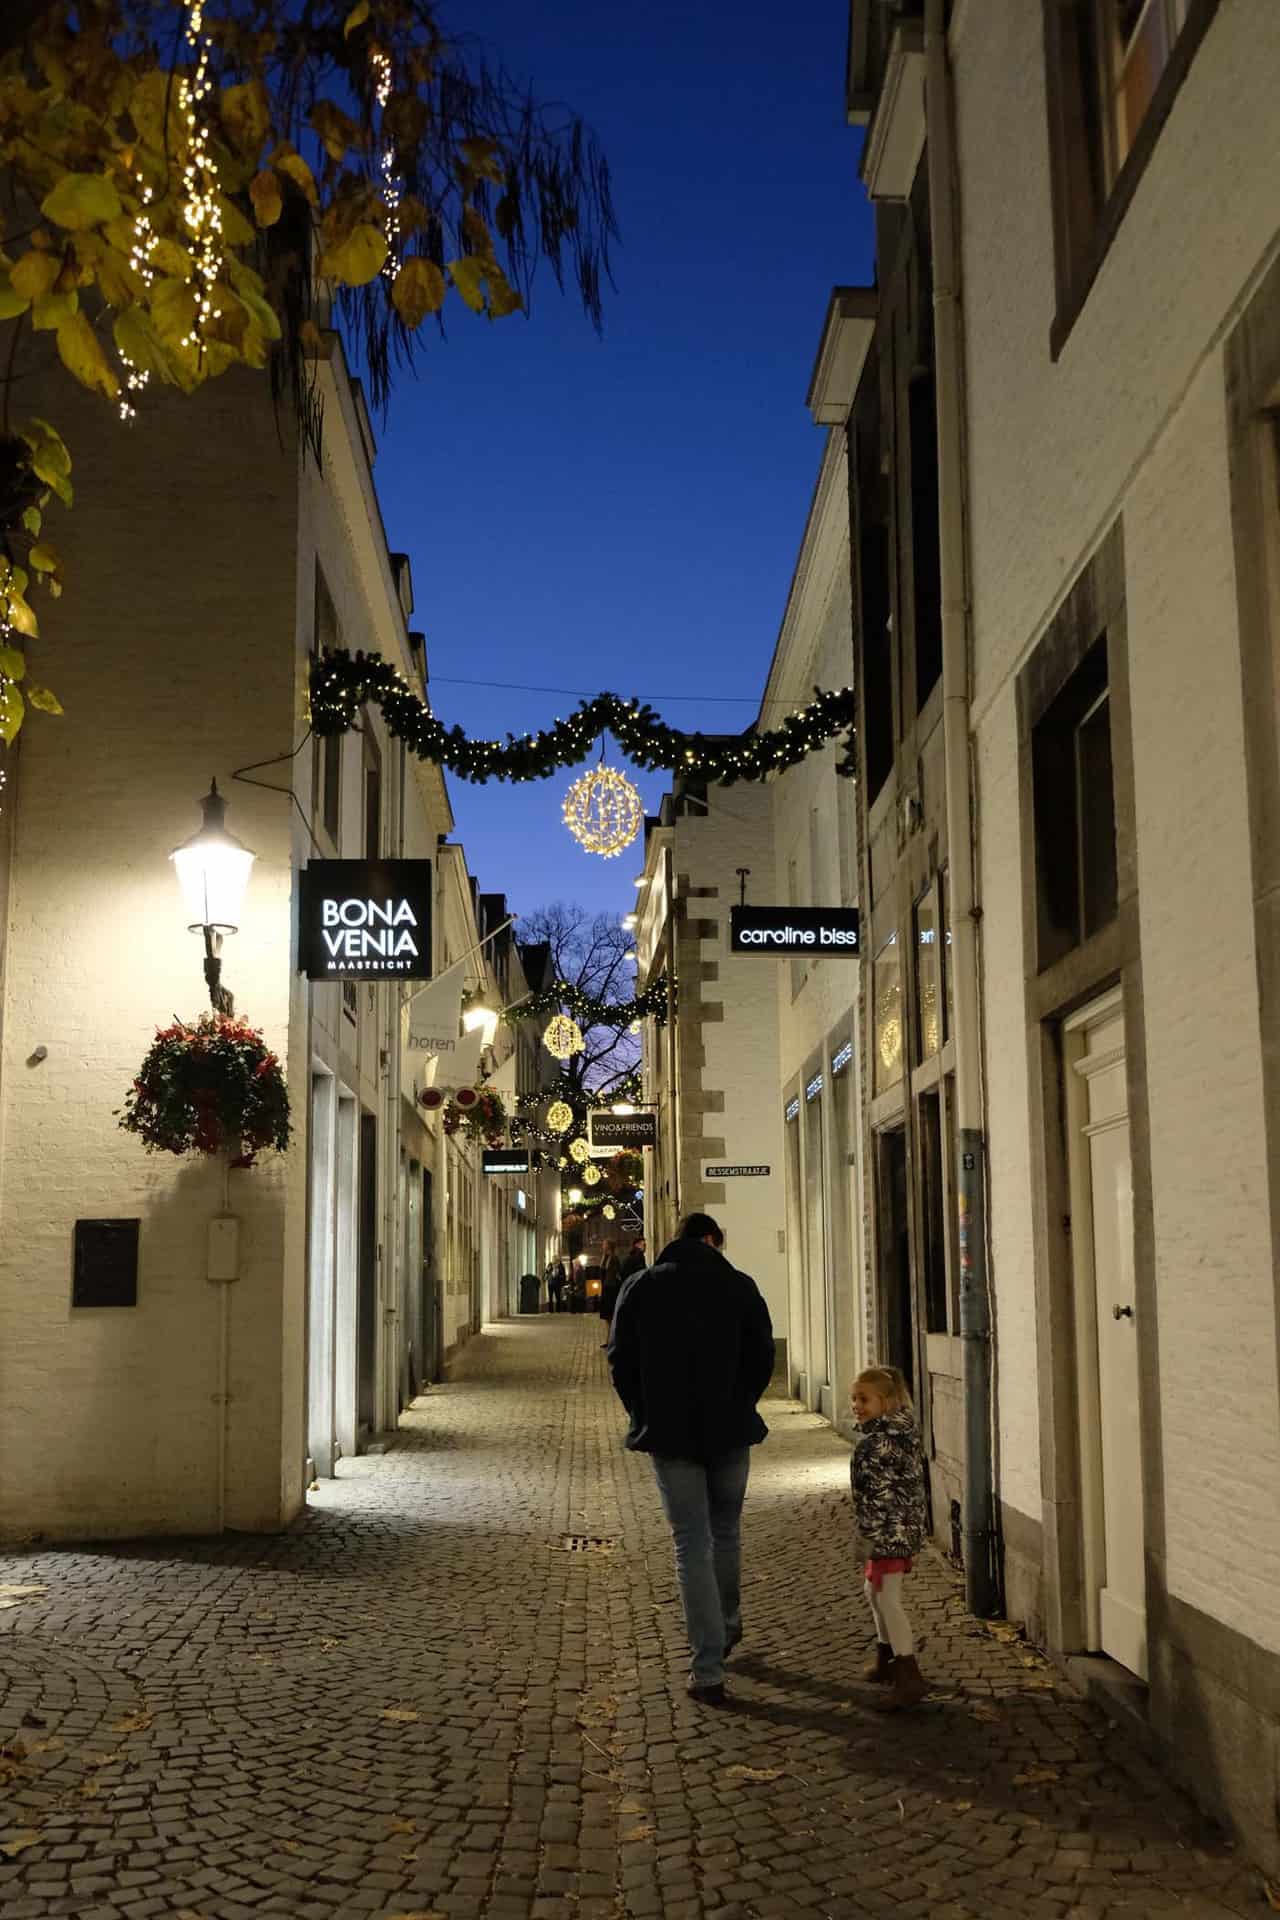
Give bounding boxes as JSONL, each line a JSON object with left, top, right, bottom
{"left": 603, "top": 1203, "right": 616, "bottom": 1221}
{"left": 569, "top": 1137, "right": 590, "bottom": 1165}
{"left": 546, "top": 1099, "right": 574, "bottom": 1134}
{"left": 629, "top": 1020, "right": 641, "bottom": 1035}
{"left": 583, "top": 1163, "right": 602, "bottom": 1187}
{"left": 559, "top": 1155, "right": 570, "bottom": 1170}
{"left": 562, "top": 765, "right": 644, "bottom": 858}
{"left": 544, "top": 1014, "right": 585, "bottom": 1060}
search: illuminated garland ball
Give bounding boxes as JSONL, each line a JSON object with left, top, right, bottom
{"left": 546, "top": 1099, "right": 574, "bottom": 1134}
{"left": 603, "top": 1202, "right": 617, "bottom": 1220}
{"left": 583, "top": 1163, "right": 602, "bottom": 1187}
{"left": 544, "top": 1013, "right": 584, "bottom": 1060}
{"left": 569, "top": 1136, "right": 590, "bottom": 1165}
{"left": 562, "top": 765, "right": 643, "bottom": 859}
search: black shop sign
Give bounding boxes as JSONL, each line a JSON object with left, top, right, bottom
{"left": 729, "top": 905, "right": 860, "bottom": 957}
{"left": 483, "top": 1149, "right": 531, "bottom": 1175}
{"left": 588, "top": 1111, "right": 657, "bottom": 1151}
{"left": 299, "top": 859, "right": 433, "bottom": 981}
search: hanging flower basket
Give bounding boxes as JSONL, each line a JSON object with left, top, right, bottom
{"left": 441, "top": 1085, "right": 507, "bottom": 1148}
{"left": 119, "top": 1014, "right": 291, "bottom": 1168}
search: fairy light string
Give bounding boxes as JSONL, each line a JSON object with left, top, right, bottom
{"left": 372, "top": 48, "right": 401, "bottom": 281}
{"left": 177, "top": 1, "right": 224, "bottom": 354}
{"left": 310, "top": 649, "right": 858, "bottom": 786}
{"left": 118, "top": 174, "right": 159, "bottom": 421}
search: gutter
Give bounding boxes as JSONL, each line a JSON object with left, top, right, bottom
{"left": 923, "top": 0, "right": 999, "bottom": 1617}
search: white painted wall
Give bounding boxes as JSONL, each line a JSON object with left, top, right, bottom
{"left": 1124, "top": 361, "right": 1280, "bottom": 1651}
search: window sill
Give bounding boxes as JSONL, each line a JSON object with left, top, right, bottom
{"left": 1049, "top": 0, "right": 1223, "bottom": 363}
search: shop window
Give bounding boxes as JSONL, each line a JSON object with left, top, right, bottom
{"left": 909, "top": 373, "right": 942, "bottom": 711}
{"left": 1032, "top": 634, "right": 1118, "bottom": 968}
{"left": 914, "top": 890, "right": 941, "bottom": 1063}
{"left": 940, "top": 867, "right": 953, "bottom": 1043}
{"left": 873, "top": 931, "right": 903, "bottom": 1095}
{"left": 1043, "top": 0, "right": 1217, "bottom": 352}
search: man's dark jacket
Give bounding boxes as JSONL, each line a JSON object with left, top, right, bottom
{"left": 606, "top": 1237, "right": 775, "bottom": 1461}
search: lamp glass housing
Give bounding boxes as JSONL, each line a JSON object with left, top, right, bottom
{"left": 462, "top": 1001, "right": 500, "bottom": 1045}
{"left": 171, "top": 782, "right": 255, "bottom": 932}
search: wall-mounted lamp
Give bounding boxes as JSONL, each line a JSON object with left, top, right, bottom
{"left": 462, "top": 998, "right": 500, "bottom": 1047}
{"left": 170, "top": 780, "right": 255, "bottom": 1016}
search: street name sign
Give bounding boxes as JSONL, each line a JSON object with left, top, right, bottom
{"left": 588, "top": 1111, "right": 657, "bottom": 1151}
{"left": 299, "top": 859, "right": 433, "bottom": 981}
{"left": 729, "top": 904, "right": 860, "bottom": 955}
{"left": 703, "top": 1164, "right": 772, "bottom": 1179}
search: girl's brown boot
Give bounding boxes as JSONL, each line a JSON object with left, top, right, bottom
{"left": 863, "top": 1641, "right": 894, "bottom": 1684}
{"left": 874, "top": 1655, "right": 929, "bottom": 1710}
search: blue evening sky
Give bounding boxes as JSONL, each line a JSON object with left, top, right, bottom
{"left": 373, "top": 0, "right": 874, "bottom": 934}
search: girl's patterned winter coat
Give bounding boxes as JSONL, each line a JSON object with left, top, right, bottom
{"left": 851, "top": 1407, "right": 928, "bottom": 1558}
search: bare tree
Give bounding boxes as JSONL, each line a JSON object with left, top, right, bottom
{"left": 519, "top": 903, "right": 641, "bottom": 1098}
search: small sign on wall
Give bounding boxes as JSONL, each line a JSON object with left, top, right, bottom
{"left": 703, "top": 1164, "right": 772, "bottom": 1180}
{"left": 299, "top": 860, "right": 433, "bottom": 981}
{"left": 483, "top": 1149, "right": 531, "bottom": 1175}
{"left": 73, "top": 1219, "right": 139, "bottom": 1308}
{"left": 729, "top": 905, "right": 860, "bottom": 955}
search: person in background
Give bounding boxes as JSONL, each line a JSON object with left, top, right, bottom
{"left": 547, "top": 1259, "right": 565, "bottom": 1313}
{"left": 607, "top": 1213, "right": 775, "bottom": 1706}
{"left": 850, "top": 1364, "right": 930, "bottom": 1710}
{"left": 618, "top": 1236, "right": 647, "bottom": 1287}
{"left": 597, "top": 1237, "right": 622, "bottom": 1345}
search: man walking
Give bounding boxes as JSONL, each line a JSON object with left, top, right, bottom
{"left": 607, "top": 1213, "right": 775, "bottom": 1704}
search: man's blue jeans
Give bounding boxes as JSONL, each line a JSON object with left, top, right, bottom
{"left": 651, "top": 1449, "right": 751, "bottom": 1685}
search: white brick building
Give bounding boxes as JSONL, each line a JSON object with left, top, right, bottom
{"left": 0, "top": 332, "right": 555, "bottom": 1540}
{"left": 843, "top": 0, "right": 1280, "bottom": 1869}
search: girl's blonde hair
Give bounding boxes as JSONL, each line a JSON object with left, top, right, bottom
{"left": 854, "top": 1365, "right": 913, "bottom": 1412}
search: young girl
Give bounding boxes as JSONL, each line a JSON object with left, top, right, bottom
{"left": 850, "top": 1366, "right": 929, "bottom": 1709}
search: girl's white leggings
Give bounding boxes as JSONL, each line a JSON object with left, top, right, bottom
{"left": 865, "top": 1572, "right": 914, "bottom": 1656}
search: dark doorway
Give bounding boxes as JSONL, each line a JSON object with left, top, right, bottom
{"left": 358, "top": 1111, "right": 379, "bottom": 1436}
{"left": 421, "top": 1168, "right": 439, "bottom": 1387}
{"left": 877, "top": 1126, "right": 914, "bottom": 1391}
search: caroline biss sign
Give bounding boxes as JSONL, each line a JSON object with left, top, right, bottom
{"left": 729, "top": 904, "right": 860, "bottom": 955}
{"left": 299, "top": 860, "right": 433, "bottom": 981}
{"left": 588, "top": 1110, "right": 657, "bottom": 1151}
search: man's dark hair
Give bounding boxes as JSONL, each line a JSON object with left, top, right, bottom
{"left": 678, "top": 1213, "right": 723, "bottom": 1247}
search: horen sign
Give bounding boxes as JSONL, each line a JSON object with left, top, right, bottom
{"left": 729, "top": 904, "right": 860, "bottom": 956}
{"left": 299, "top": 860, "right": 433, "bottom": 981}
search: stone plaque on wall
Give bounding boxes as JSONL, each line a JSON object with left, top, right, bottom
{"left": 72, "top": 1219, "right": 139, "bottom": 1309}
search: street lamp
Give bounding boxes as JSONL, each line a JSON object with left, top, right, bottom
{"left": 462, "top": 998, "right": 500, "bottom": 1047}
{"left": 170, "top": 779, "right": 255, "bottom": 1016}
{"left": 567, "top": 1186, "right": 584, "bottom": 1205}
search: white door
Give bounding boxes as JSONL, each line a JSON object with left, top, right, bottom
{"left": 1065, "top": 991, "right": 1147, "bottom": 1679}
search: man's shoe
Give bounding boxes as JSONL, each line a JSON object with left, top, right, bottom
{"left": 687, "top": 1680, "right": 727, "bottom": 1706}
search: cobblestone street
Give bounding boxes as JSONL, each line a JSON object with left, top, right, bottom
{"left": 0, "top": 1316, "right": 1265, "bottom": 1919}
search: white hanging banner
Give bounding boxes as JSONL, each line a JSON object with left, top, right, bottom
{"left": 401, "top": 975, "right": 464, "bottom": 1097}
{"left": 486, "top": 1050, "right": 518, "bottom": 1097}
{"left": 450, "top": 1026, "right": 486, "bottom": 1088}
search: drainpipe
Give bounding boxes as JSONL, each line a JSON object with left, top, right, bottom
{"left": 924, "top": 0, "right": 998, "bottom": 1617}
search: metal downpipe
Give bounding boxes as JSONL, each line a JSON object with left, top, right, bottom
{"left": 923, "top": 0, "right": 999, "bottom": 1617}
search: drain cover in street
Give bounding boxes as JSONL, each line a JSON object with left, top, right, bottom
{"left": 562, "top": 1535, "right": 619, "bottom": 1552}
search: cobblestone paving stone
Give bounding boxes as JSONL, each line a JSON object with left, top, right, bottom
{"left": 0, "top": 1316, "right": 1267, "bottom": 1919}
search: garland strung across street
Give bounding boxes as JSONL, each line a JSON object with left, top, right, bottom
{"left": 309, "top": 650, "right": 858, "bottom": 785}
{"left": 504, "top": 975, "right": 671, "bottom": 1031}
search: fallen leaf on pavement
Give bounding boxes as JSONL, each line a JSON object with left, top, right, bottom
{"left": 725, "top": 1764, "right": 785, "bottom": 1782}
{"left": 387, "top": 1817, "right": 416, "bottom": 1835}
{"left": 621, "top": 1825, "right": 655, "bottom": 1842}
{"left": 617, "top": 1798, "right": 647, "bottom": 1815}
{"left": 1012, "top": 1765, "right": 1060, "bottom": 1785}
{"left": 0, "top": 1586, "right": 46, "bottom": 1611}
{"left": 1264, "top": 1882, "right": 1280, "bottom": 1913}
{"left": 0, "top": 1831, "right": 41, "bottom": 1857}
{"left": 379, "top": 1706, "right": 419, "bottom": 1724}
{"left": 969, "top": 1704, "right": 999, "bottom": 1722}
{"left": 112, "top": 1712, "right": 153, "bottom": 1734}
{"left": 383, "top": 1911, "right": 445, "bottom": 1919}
